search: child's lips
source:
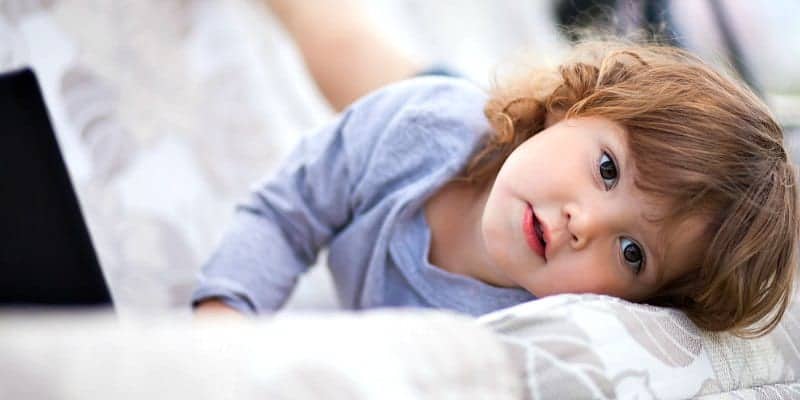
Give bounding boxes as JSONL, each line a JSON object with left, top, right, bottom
{"left": 523, "top": 203, "right": 547, "bottom": 260}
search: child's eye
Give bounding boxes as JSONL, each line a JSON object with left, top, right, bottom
{"left": 620, "top": 237, "right": 645, "bottom": 274}
{"left": 599, "top": 151, "right": 618, "bottom": 190}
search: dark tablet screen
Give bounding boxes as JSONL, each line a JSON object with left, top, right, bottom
{"left": 0, "top": 68, "right": 112, "bottom": 307}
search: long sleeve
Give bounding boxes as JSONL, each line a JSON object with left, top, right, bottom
{"left": 191, "top": 76, "right": 493, "bottom": 314}
{"left": 191, "top": 76, "right": 434, "bottom": 313}
{"left": 191, "top": 108, "right": 358, "bottom": 313}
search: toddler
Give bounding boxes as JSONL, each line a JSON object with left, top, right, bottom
{"left": 192, "top": 5, "right": 797, "bottom": 338}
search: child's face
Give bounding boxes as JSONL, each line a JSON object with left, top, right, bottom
{"left": 481, "top": 117, "right": 708, "bottom": 302}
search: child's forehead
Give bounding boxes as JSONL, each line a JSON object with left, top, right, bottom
{"left": 560, "top": 115, "right": 627, "bottom": 134}
{"left": 637, "top": 193, "right": 674, "bottom": 222}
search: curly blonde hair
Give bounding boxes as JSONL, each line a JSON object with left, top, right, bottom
{"left": 458, "top": 40, "right": 799, "bottom": 337}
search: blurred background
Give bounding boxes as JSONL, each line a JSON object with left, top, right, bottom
{"left": 0, "top": 0, "right": 797, "bottom": 319}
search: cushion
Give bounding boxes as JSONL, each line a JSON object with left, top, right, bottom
{"left": 479, "top": 293, "right": 800, "bottom": 399}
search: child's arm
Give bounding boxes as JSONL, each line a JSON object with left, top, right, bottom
{"left": 266, "top": 0, "right": 421, "bottom": 112}
{"left": 191, "top": 110, "right": 358, "bottom": 315}
{"left": 194, "top": 298, "right": 245, "bottom": 319}
{"left": 190, "top": 78, "right": 441, "bottom": 315}
{"left": 190, "top": 76, "right": 486, "bottom": 316}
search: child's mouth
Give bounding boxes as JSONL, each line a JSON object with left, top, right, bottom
{"left": 524, "top": 203, "right": 547, "bottom": 260}
{"left": 534, "top": 215, "right": 545, "bottom": 245}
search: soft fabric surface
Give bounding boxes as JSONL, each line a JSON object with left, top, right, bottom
{"left": 479, "top": 294, "right": 800, "bottom": 399}
{"left": 0, "top": 310, "right": 524, "bottom": 400}
{"left": 1, "top": 293, "right": 798, "bottom": 399}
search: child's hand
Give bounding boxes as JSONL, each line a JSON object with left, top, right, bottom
{"left": 193, "top": 298, "right": 246, "bottom": 320}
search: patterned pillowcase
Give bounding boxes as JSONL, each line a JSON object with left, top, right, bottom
{"left": 477, "top": 293, "right": 800, "bottom": 399}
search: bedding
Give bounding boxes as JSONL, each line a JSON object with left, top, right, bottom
{"left": 1, "top": 292, "right": 798, "bottom": 399}
{"left": 0, "top": 310, "right": 525, "bottom": 400}
{"left": 479, "top": 293, "right": 800, "bottom": 399}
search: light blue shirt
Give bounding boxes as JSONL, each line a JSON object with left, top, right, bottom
{"left": 191, "top": 76, "right": 536, "bottom": 316}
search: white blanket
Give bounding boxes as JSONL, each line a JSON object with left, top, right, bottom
{"left": 0, "top": 309, "right": 523, "bottom": 400}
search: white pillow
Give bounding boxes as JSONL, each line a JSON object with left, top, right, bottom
{"left": 478, "top": 293, "right": 800, "bottom": 399}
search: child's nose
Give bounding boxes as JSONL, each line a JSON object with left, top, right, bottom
{"left": 562, "top": 201, "right": 610, "bottom": 249}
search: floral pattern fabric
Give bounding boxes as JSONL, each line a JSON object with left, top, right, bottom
{"left": 479, "top": 293, "right": 800, "bottom": 399}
